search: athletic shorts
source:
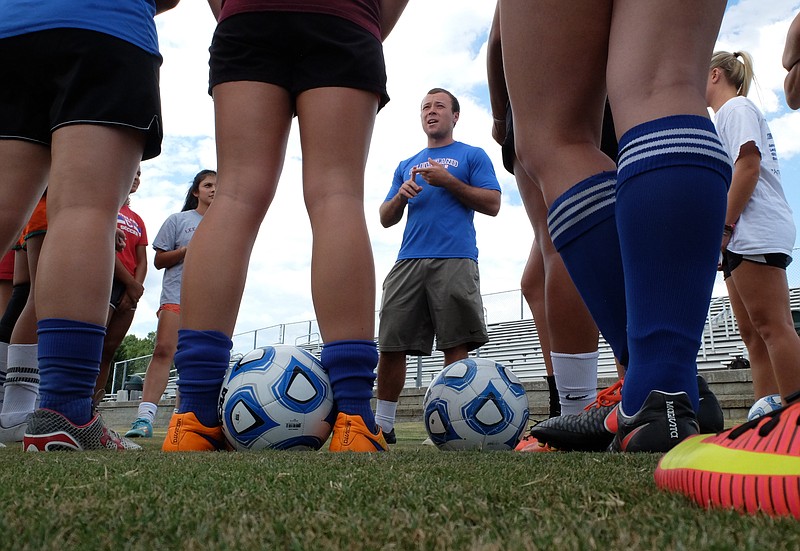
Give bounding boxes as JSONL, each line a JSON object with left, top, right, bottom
{"left": 110, "top": 279, "right": 126, "bottom": 310}
{"left": 0, "top": 250, "right": 13, "bottom": 281}
{"left": 721, "top": 250, "right": 792, "bottom": 279}
{"left": 0, "top": 29, "right": 163, "bottom": 160}
{"left": 22, "top": 196, "right": 47, "bottom": 242}
{"left": 378, "top": 258, "right": 489, "bottom": 356}
{"left": 501, "top": 106, "right": 516, "bottom": 176}
{"left": 209, "top": 12, "right": 389, "bottom": 111}
{"left": 157, "top": 303, "right": 180, "bottom": 317}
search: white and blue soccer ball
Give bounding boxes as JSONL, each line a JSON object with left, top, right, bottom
{"left": 747, "top": 393, "right": 782, "bottom": 421}
{"left": 423, "top": 358, "right": 529, "bottom": 451}
{"left": 219, "top": 345, "right": 334, "bottom": 451}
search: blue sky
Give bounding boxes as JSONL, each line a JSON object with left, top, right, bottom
{"left": 128, "top": 0, "right": 800, "bottom": 340}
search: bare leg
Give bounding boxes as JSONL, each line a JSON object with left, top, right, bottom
{"left": 298, "top": 87, "right": 378, "bottom": 342}
{"left": 728, "top": 263, "right": 800, "bottom": 399}
{"left": 96, "top": 305, "right": 136, "bottom": 396}
{"left": 180, "top": 82, "right": 292, "bottom": 335}
{"left": 141, "top": 309, "right": 180, "bottom": 405}
{"left": 376, "top": 351, "right": 407, "bottom": 402}
{"left": 0, "top": 141, "right": 48, "bottom": 255}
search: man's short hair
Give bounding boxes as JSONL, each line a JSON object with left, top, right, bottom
{"left": 426, "top": 88, "right": 460, "bottom": 114}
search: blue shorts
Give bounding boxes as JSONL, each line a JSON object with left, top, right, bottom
{"left": 0, "top": 29, "right": 163, "bottom": 160}
{"left": 209, "top": 12, "right": 389, "bottom": 111}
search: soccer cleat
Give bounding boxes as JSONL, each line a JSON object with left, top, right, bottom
{"left": 609, "top": 390, "right": 698, "bottom": 453}
{"left": 528, "top": 379, "right": 622, "bottom": 451}
{"left": 0, "top": 415, "right": 30, "bottom": 443}
{"left": 329, "top": 413, "right": 388, "bottom": 452}
{"left": 655, "top": 393, "right": 800, "bottom": 518}
{"left": 383, "top": 428, "right": 396, "bottom": 445}
{"left": 125, "top": 417, "right": 154, "bottom": 438}
{"left": 696, "top": 374, "right": 724, "bottom": 433}
{"left": 23, "top": 408, "right": 141, "bottom": 451}
{"left": 162, "top": 412, "right": 226, "bottom": 452}
{"left": 514, "top": 431, "right": 555, "bottom": 453}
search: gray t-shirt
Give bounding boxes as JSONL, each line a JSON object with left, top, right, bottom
{"left": 154, "top": 209, "right": 203, "bottom": 306}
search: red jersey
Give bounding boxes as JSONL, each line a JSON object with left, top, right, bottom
{"left": 117, "top": 204, "right": 148, "bottom": 277}
{"left": 219, "top": 0, "right": 381, "bottom": 41}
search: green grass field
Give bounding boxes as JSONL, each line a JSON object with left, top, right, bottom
{"left": 1, "top": 421, "right": 798, "bottom": 551}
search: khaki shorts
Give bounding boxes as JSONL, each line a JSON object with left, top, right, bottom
{"left": 378, "top": 258, "right": 489, "bottom": 356}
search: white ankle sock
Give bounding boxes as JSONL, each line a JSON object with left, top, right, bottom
{"left": 136, "top": 401, "right": 158, "bottom": 424}
{"left": 0, "top": 342, "right": 8, "bottom": 403}
{"left": 552, "top": 351, "right": 599, "bottom": 415}
{"left": 375, "top": 399, "right": 398, "bottom": 432}
{"left": 0, "top": 343, "right": 39, "bottom": 425}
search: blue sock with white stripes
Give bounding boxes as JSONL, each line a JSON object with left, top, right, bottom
{"left": 615, "top": 114, "right": 731, "bottom": 414}
{"left": 548, "top": 171, "right": 629, "bottom": 367}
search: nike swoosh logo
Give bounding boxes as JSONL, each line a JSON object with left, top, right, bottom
{"left": 565, "top": 394, "right": 589, "bottom": 401}
{"left": 620, "top": 423, "right": 649, "bottom": 450}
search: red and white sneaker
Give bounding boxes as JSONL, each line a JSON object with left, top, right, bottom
{"left": 23, "top": 408, "right": 141, "bottom": 451}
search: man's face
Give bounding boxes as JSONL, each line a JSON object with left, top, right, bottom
{"left": 420, "top": 92, "right": 459, "bottom": 139}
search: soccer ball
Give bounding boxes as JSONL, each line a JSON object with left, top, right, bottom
{"left": 219, "top": 345, "right": 334, "bottom": 450}
{"left": 423, "top": 358, "right": 529, "bottom": 451}
{"left": 747, "top": 393, "right": 782, "bottom": 421}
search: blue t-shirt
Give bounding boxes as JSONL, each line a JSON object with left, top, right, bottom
{"left": 0, "top": 0, "right": 160, "bottom": 57}
{"left": 386, "top": 141, "right": 501, "bottom": 261}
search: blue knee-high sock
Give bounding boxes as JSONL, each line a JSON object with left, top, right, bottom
{"left": 616, "top": 114, "right": 731, "bottom": 414}
{"left": 323, "top": 340, "right": 378, "bottom": 431}
{"left": 38, "top": 318, "right": 106, "bottom": 426}
{"left": 174, "top": 329, "right": 232, "bottom": 427}
{"left": 548, "top": 171, "right": 629, "bottom": 367}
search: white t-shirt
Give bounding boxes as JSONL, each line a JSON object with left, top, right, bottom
{"left": 153, "top": 209, "right": 203, "bottom": 306}
{"left": 714, "top": 95, "right": 795, "bottom": 256}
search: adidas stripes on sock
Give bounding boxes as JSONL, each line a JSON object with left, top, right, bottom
{"left": 0, "top": 341, "right": 8, "bottom": 404}
{"left": 615, "top": 115, "right": 731, "bottom": 414}
{"left": 548, "top": 171, "right": 629, "bottom": 368}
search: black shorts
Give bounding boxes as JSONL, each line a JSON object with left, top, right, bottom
{"left": 501, "top": 105, "right": 516, "bottom": 176}
{"left": 0, "top": 29, "right": 163, "bottom": 160}
{"left": 209, "top": 12, "right": 389, "bottom": 110}
{"left": 721, "top": 250, "right": 792, "bottom": 279}
{"left": 109, "top": 279, "right": 125, "bottom": 310}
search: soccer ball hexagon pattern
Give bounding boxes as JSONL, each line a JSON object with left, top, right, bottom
{"left": 423, "top": 357, "right": 529, "bottom": 451}
{"left": 219, "top": 345, "right": 333, "bottom": 450}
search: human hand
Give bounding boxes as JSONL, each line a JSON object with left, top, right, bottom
{"left": 413, "top": 158, "right": 454, "bottom": 189}
{"left": 491, "top": 118, "right": 506, "bottom": 146}
{"left": 115, "top": 228, "right": 127, "bottom": 252}
{"left": 398, "top": 174, "right": 423, "bottom": 200}
{"left": 126, "top": 280, "right": 145, "bottom": 302}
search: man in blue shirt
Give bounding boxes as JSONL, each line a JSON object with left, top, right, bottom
{"left": 375, "top": 88, "right": 502, "bottom": 442}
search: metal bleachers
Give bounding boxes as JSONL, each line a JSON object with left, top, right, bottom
{"left": 110, "top": 287, "right": 800, "bottom": 399}
{"left": 398, "top": 288, "right": 800, "bottom": 389}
